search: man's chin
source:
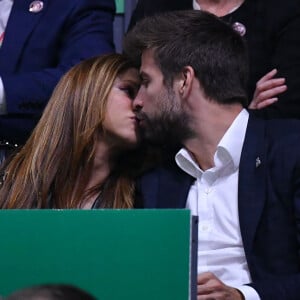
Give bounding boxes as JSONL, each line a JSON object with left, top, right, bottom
{"left": 139, "top": 114, "right": 192, "bottom": 146}
{"left": 141, "top": 129, "right": 178, "bottom": 147}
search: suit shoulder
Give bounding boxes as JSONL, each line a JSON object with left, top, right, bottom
{"left": 264, "top": 119, "right": 300, "bottom": 159}
{"left": 266, "top": 119, "right": 300, "bottom": 138}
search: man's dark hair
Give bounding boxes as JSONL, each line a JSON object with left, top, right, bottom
{"left": 124, "top": 10, "right": 249, "bottom": 106}
{"left": 5, "top": 284, "right": 96, "bottom": 300}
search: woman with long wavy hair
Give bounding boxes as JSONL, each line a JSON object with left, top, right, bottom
{"left": 0, "top": 53, "right": 141, "bottom": 209}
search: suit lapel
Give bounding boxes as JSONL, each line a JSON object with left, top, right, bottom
{"left": 156, "top": 166, "right": 194, "bottom": 208}
{"left": 238, "top": 113, "right": 267, "bottom": 258}
{"left": 0, "top": 0, "right": 48, "bottom": 73}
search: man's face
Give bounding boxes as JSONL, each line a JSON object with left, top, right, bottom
{"left": 133, "top": 49, "right": 192, "bottom": 146}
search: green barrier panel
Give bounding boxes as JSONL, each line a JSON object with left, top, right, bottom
{"left": 0, "top": 209, "right": 197, "bottom": 299}
{"left": 115, "top": 0, "right": 124, "bottom": 14}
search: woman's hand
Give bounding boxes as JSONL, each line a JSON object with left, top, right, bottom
{"left": 249, "top": 69, "right": 287, "bottom": 109}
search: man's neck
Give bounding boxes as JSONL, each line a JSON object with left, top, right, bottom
{"left": 184, "top": 103, "right": 243, "bottom": 171}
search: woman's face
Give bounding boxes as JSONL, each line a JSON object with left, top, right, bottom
{"left": 103, "top": 68, "right": 140, "bottom": 148}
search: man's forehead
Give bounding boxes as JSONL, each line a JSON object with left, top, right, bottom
{"left": 140, "top": 49, "right": 160, "bottom": 74}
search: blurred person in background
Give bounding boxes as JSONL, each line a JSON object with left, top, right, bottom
{"left": 5, "top": 284, "right": 96, "bottom": 300}
{"left": 0, "top": 0, "right": 115, "bottom": 154}
{"left": 129, "top": 0, "right": 300, "bottom": 118}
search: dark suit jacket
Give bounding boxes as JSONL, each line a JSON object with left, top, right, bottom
{"left": 129, "top": 0, "right": 300, "bottom": 119}
{"left": 136, "top": 113, "right": 300, "bottom": 300}
{"left": 0, "top": 0, "right": 115, "bottom": 143}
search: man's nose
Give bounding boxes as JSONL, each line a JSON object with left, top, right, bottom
{"left": 133, "top": 91, "right": 143, "bottom": 110}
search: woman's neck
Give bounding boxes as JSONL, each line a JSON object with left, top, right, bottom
{"left": 88, "top": 141, "right": 117, "bottom": 188}
{"left": 195, "top": 0, "right": 244, "bottom": 16}
{"left": 80, "top": 141, "right": 117, "bottom": 209}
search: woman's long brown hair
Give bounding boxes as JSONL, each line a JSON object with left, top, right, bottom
{"left": 0, "top": 54, "right": 138, "bottom": 209}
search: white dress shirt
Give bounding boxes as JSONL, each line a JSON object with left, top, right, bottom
{"left": 0, "top": 0, "right": 14, "bottom": 114}
{"left": 175, "top": 109, "right": 261, "bottom": 300}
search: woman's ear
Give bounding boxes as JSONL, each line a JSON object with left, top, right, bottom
{"left": 177, "top": 66, "right": 195, "bottom": 98}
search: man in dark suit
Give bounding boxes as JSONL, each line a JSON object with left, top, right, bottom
{"left": 0, "top": 0, "right": 115, "bottom": 145}
{"left": 128, "top": 0, "right": 300, "bottom": 119}
{"left": 124, "top": 10, "right": 300, "bottom": 300}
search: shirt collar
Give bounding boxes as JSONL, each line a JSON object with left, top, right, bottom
{"left": 217, "top": 108, "right": 249, "bottom": 170}
{"left": 175, "top": 109, "right": 249, "bottom": 178}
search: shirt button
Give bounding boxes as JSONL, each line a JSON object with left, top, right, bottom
{"left": 205, "top": 188, "right": 212, "bottom": 194}
{"left": 199, "top": 222, "right": 211, "bottom": 232}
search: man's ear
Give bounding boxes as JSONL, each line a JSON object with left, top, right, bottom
{"left": 177, "top": 66, "right": 195, "bottom": 98}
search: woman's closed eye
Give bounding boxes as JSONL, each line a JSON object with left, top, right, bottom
{"left": 120, "top": 85, "right": 139, "bottom": 99}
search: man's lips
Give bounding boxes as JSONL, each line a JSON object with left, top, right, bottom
{"left": 129, "top": 116, "right": 140, "bottom": 127}
{"left": 134, "top": 115, "right": 144, "bottom": 125}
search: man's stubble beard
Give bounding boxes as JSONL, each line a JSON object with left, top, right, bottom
{"left": 139, "top": 88, "right": 194, "bottom": 148}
